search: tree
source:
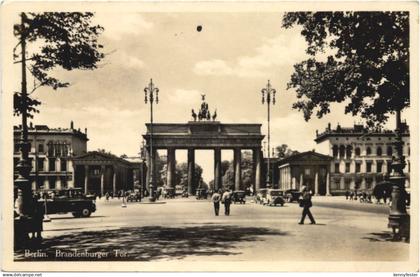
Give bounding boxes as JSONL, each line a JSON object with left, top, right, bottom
{"left": 275, "top": 144, "right": 299, "bottom": 159}
{"left": 13, "top": 12, "right": 104, "bottom": 217}
{"left": 282, "top": 12, "right": 409, "bottom": 127}
{"left": 173, "top": 162, "right": 203, "bottom": 189}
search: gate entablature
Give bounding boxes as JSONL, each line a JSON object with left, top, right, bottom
{"left": 142, "top": 121, "right": 264, "bottom": 149}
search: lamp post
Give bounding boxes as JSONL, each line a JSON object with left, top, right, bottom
{"left": 144, "top": 79, "right": 159, "bottom": 201}
{"left": 388, "top": 110, "right": 410, "bottom": 240}
{"left": 261, "top": 80, "right": 276, "bottom": 188}
{"left": 140, "top": 140, "right": 147, "bottom": 199}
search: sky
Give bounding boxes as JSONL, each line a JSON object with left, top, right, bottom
{"left": 10, "top": 12, "right": 409, "bottom": 182}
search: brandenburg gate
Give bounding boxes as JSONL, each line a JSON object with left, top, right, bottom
{"left": 142, "top": 121, "right": 265, "bottom": 194}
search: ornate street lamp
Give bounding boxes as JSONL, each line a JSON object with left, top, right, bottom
{"left": 144, "top": 79, "right": 159, "bottom": 201}
{"left": 261, "top": 80, "right": 276, "bottom": 188}
{"left": 388, "top": 110, "right": 410, "bottom": 240}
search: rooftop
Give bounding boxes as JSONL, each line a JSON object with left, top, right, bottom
{"left": 14, "top": 121, "right": 89, "bottom": 141}
{"left": 315, "top": 122, "right": 409, "bottom": 143}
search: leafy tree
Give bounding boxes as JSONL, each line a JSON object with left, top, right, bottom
{"left": 172, "top": 162, "right": 203, "bottom": 189}
{"left": 275, "top": 144, "right": 299, "bottom": 159}
{"left": 282, "top": 12, "right": 409, "bottom": 126}
{"left": 14, "top": 12, "right": 104, "bottom": 117}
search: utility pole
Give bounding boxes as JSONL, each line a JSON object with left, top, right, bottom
{"left": 261, "top": 80, "right": 276, "bottom": 188}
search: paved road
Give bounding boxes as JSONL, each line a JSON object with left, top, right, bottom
{"left": 16, "top": 197, "right": 409, "bottom": 263}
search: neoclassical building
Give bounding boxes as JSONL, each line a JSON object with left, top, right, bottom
{"left": 14, "top": 121, "right": 88, "bottom": 190}
{"left": 314, "top": 122, "right": 410, "bottom": 195}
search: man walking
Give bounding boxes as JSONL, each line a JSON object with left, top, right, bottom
{"left": 222, "top": 189, "right": 232, "bottom": 216}
{"left": 211, "top": 189, "right": 222, "bottom": 216}
{"left": 299, "top": 186, "right": 316, "bottom": 225}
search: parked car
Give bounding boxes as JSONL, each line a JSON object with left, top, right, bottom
{"left": 163, "top": 187, "right": 175, "bottom": 199}
{"left": 264, "top": 189, "right": 285, "bottom": 206}
{"left": 232, "top": 190, "right": 246, "bottom": 204}
{"left": 127, "top": 191, "right": 141, "bottom": 202}
{"left": 284, "top": 189, "right": 302, "bottom": 203}
{"left": 40, "top": 188, "right": 96, "bottom": 218}
{"left": 255, "top": 188, "right": 268, "bottom": 204}
{"left": 196, "top": 188, "right": 208, "bottom": 200}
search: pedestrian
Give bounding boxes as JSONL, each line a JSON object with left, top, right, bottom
{"left": 349, "top": 191, "right": 354, "bottom": 200}
{"left": 222, "top": 189, "right": 232, "bottom": 216}
{"left": 211, "top": 189, "right": 222, "bottom": 216}
{"left": 105, "top": 192, "right": 110, "bottom": 201}
{"left": 345, "top": 190, "right": 349, "bottom": 200}
{"left": 299, "top": 186, "right": 316, "bottom": 225}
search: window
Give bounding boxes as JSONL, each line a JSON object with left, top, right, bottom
{"left": 346, "top": 146, "right": 352, "bottom": 158}
{"left": 366, "top": 162, "right": 372, "bottom": 173}
{"left": 334, "top": 163, "right": 340, "bottom": 173}
{"left": 339, "top": 145, "right": 345, "bottom": 158}
{"left": 49, "top": 158, "right": 56, "bottom": 171}
{"left": 366, "top": 178, "right": 373, "bottom": 189}
{"left": 37, "top": 158, "right": 44, "bottom": 171}
{"left": 345, "top": 162, "right": 350, "bottom": 173}
{"left": 377, "top": 147, "right": 383, "bottom": 156}
{"left": 355, "top": 147, "right": 361, "bottom": 156}
{"left": 332, "top": 145, "right": 338, "bottom": 158}
{"left": 366, "top": 147, "right": 372, "bottom": 155}
{"left": 387, "top": 146, "right": 393, "bottom": 156}
{"left": 355, "top": 163, "right": 361, "bottom": 173}
{"left": 376, "top": 161, "right": 383, "bottom": 173}
{"left": 38, "top": 144, "right": 44, "bottom": 153}
{"left": 387, "top": 161, "right": 392, "bottom": 173}
{"left": 60, "top": 159, "right": 67, "bottom": 171}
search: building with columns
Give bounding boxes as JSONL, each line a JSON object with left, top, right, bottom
{"left": 13, "top": 121, "right": 88, "bottom": 191}
{"left": 315, "top": 122, "right": 410, "bottom": 195}
{"left": 278, "top": 151, "right": 333, "bottom": 195}
{"left": 142, "top": 121, "right": 265, "bottom": 195}
{"left": 72, "top": 151, "right": 135, "bottom": 196}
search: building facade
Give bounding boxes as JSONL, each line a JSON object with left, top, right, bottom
{"left": 72, "top": 151, "right": 135, "bottom": 196}
{"left": 14, "top": 122, "right": 88, "bottom": 191}
{"left": 278, "top": 151, "right": 332, "bottom": 195}
{"left": 315, "top": 123, "right": 410, "bottom": 195}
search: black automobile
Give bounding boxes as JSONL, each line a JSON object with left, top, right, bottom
{"left": 196, "top": 188, "right": 208, "bottom": 200}
{"left": 284, "top": 189, "right": 302, "bottom": 203}
{"left": 127, "top": 191, "right": 142, "bottom": 202}
{"left": 232, "top": 190, "right": 246, "bottom": 204}
{"left": 39, "top": 188, "right": 96, "bottom": 218}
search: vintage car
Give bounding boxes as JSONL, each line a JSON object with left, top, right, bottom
{"left": 264, "top": 189, "right": 285, "bottom": 206}
{"left": 284, "top": 189, "right": 302, "bottom": 203}
{"left": 39, "top": 188, "right": 96, "bottom": 218}
{"left": 196, "top": 188, "right": 208, "bottom": 200}
{"left": 163, "top": 187, "right": 175, "bottom": 199}
{"left": 254, "top": 188, "right": 268, "bottom": 204}
{"left": 127, "top": 191, "right": 142, "bottom": 202}
{"left": 232, "top": 190, "right": 246, "bottom": 204}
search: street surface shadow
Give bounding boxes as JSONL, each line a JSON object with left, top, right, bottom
{"left": 49, "top": 215, "right": 106, "bottom": 220}
{"left": 15, "top": 225, "right": 287, "bottom": 261}
{"left": 362, "top": 231, "right": 408, "bottom": 243}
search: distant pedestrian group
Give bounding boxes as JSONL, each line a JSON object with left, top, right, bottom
{"left": 211, "top": 189, "right": 232, "bottom": 216}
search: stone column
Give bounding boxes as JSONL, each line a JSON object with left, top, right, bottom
{"left": 55, "top": 177, "right": 61, "bottom": 190}
{"left": 43, "top": 178, "right": 49, "bottom": 190}
{"left": 326, "top": 171, "right": 331, "bottom": 196}
{"left": 55, "top": 158, "right": 60, "bottom": 172}
{"left": 187, "top": 148, "right": 195, "bottom": 195}
{"left": 234, "top": 148, "right": 242, "bottom": 191}
{"left": 292, "top": 177, "right": 296, "bottom": 190}
{"left": 84, "top": 165, "right": 89, "bottom": 194}
{"left": 112, "top": 166, "right": 117, "bottom": 196}
{"left": 67, "top": 160, "right": 74, "bottom": 188}
{"left": 314, "top": 170, "right": 319, "bottom": 195}
{"left": 146, "top": 149, "right": 151, "bottom": 190}
{"left": 100, "top": 165, "right": 105, "bottom": 196}
{"left": 44, "top": 158, "right": 49, "bottom": 172}
{"left": 214, "top": 148, "right": 222, "bottom": 191}
{"left": 299, "top": 173, "right": 304, "bottom": 190}
{"left": 254, "top": 149, "right": 262, "bottom": 192}
{"left": 167, "top": 148, "right": 175, "bottom": 188}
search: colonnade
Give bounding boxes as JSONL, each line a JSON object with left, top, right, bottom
{"left": 146, "top": 147, "right": 264, "bottom": 194}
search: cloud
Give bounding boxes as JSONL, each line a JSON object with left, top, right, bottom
{"left": 168, "top": 89, "right": 202, "bottom": 104}
{"left": 94, "top": 12, "right": 154, "bottom": 40}
{"left": 119, "top": 52, "right": 145, "bottom": 69}
{"left": 193, "top": 31, "right": 308, "bottom": 78}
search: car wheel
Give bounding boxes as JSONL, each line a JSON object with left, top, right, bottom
{"left": 81, "top": 208, "right": 91, "bottom": 217}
